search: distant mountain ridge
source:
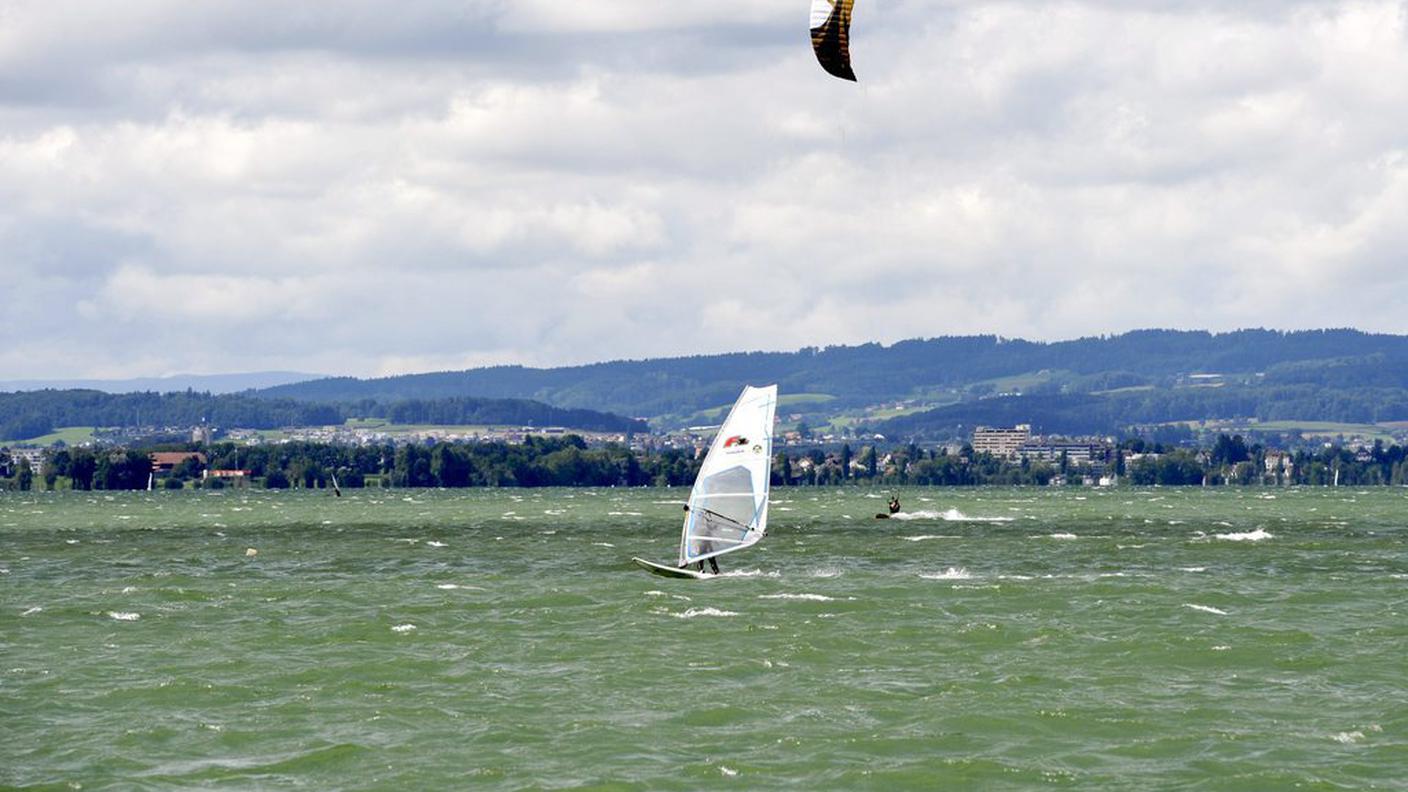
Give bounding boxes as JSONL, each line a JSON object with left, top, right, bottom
{"left": 252, "top": 329, "right": 1408, "bottom": 424}
{"left": 9, "top": 330, "right": 1408, "bottom": 443}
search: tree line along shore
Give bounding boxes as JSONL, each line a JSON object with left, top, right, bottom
{"left": 4, "top": 434, "right": 1408, "bottom": 492}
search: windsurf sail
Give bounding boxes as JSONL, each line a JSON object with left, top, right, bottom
{"left": 810, "top": 0, "right": 857, "bottom": 81}
{"left": 679, "top": 385, "right": 778, "bottom": 567}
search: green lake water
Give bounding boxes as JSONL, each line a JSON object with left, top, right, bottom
{"left": 3, "top": 487, "right": 1407, "bottom": 789}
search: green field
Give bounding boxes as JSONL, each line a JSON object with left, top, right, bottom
{"left": 975, "top": 369, "right": 1068, "bottom": 394}
{"left": 0, "top": 426, "right": 98, "bottom": 446}
{"left": 674, "top": 393, "right": 837, "bottom": 429}
{"left": 1172, "top": 420, "right": 1401, "bottom": 443}
{"left": 778, "top": 393, "right": 837, "bottom": 407}
{"left": 1248, "top": 420, "right": 1399, "bottom": 442}
{"left": 828, "top": 403, "right": 931, "bottom": 431}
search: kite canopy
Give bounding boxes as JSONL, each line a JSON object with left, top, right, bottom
{"left": 810, "top": 0, "right": 857, "bottom": 81}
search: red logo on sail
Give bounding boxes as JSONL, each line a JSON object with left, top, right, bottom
{"left": 723, "top": 435, "right": 748, "bottom": 448}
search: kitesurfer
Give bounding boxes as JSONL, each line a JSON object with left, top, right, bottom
{"left": 888, "top": 495, "right": 901, "bottom": 514}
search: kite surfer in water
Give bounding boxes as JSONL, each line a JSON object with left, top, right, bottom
{"left": 888, "top": 496, "right": 901, "bottom": 515}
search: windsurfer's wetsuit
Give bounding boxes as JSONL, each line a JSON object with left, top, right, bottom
{"left": 681, "top": 503, "right": 721, "bottom": 574}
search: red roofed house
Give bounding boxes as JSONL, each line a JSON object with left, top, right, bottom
{"left": 149, "top": 452, "right": 206, "bottom": 473}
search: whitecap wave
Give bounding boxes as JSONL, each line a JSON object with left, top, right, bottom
{"left": 426, "top": 541, "right": 447, "bottom": 548}
{"left": 902, "top": 535, "right": 958, "bottom": 542}
{"left": 391, "top": 623, "right": 417, "bottom": 633}
{"left": 21, "top": 606, "right": 42, "bottom": 616}
{"left": 107, "top": 611, "right": 141, "bottom": 621}
{"left": 1184, "top": 603, "right": 1228, "bottom": 615}
{"left": 718, "top": 569, "right": 779, "bottom": 578}
{"left": 1215, "top": 528, "right": 1273, "bottom": 542}
{"left": 758, "top": 593, "right": 835, "bottom": 601}
{"left": 672, "top": 607, "right": 740, "bottom": 619}
{"left": 893, "top": 509, "right": 1014, "bottom": 523}
{"left": 920, "top": 567, "right": 972, "bottom": 580}
{"left": 1044, "top": 533, "right": 1078, "bottom": 540}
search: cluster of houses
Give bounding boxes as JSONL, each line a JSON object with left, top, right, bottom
{"left": 971, "top": 424, "right": 1394, "bottom": 486}
{"left": 2, "top": 447, "right": 48, "bottom": 476}
{"left": 147, "top": 451, "right": 253, "bottom": 487}
{"left": 239, "top": 424, "right": 636, "bottom": 447}
{"left": 972, "top": 425, "right": 1114, "bottom": 467}
{"left": 0, "top": 447, "right": 252, "bottom": 488}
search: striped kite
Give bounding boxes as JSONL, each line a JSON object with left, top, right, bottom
{"left": 810, "top": 0, "right": 857, "bottom": 81}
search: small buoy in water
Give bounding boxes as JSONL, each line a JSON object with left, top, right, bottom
{"left": 245, "top": 548, "right": 258, "bottom": 557}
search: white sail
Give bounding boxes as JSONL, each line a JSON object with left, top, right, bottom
{"left": 678, "top": 385, "right": 778, "bottom": 567}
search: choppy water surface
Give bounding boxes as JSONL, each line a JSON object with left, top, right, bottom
{"left": 4, "top": 487, "right": 1407, "bottom": 789}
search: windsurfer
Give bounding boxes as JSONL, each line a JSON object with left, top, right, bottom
{"left": 681, "top": 504, "right": 721, "bottom": 575}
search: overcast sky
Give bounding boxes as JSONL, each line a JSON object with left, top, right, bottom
{"left": 3, "top": 0, "right": 1406, "bottom": 379}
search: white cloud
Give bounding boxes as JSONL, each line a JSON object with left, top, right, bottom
{"left": 2, "top": 0, "right": 1407, "bottom": 379}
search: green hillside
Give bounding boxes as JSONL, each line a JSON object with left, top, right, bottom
{"left": 9, "top": 330, "right": 1408, "bottom": 442}
{"left": 249, "top": 329, "right": 1408, "bottom": 434}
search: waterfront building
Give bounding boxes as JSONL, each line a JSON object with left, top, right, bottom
{"left": 972, "top": 424, "right": 1031, "bottom": 458}
{"left": 7, "top": 447, "right": 47, "bottom": 473}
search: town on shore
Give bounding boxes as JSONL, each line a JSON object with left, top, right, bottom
{"left": 4, "top": 421, "right": 1407, "bottom": 492}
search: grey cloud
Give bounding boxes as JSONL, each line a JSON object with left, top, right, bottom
{"left": 2, "top": 0, "right": 1407, "bottom": 379}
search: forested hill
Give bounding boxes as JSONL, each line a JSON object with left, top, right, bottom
{"left": 871, "top": 386, "right": 1408, "bottom": 440}
{"left": 253, "top": 329, "right": 1408, "bottom": 421}
{"left": 8, "top": 329, "right": 1408, "bottom": 442}
{"left": 0, "top": 391, "right": 646, "bottom": 442}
